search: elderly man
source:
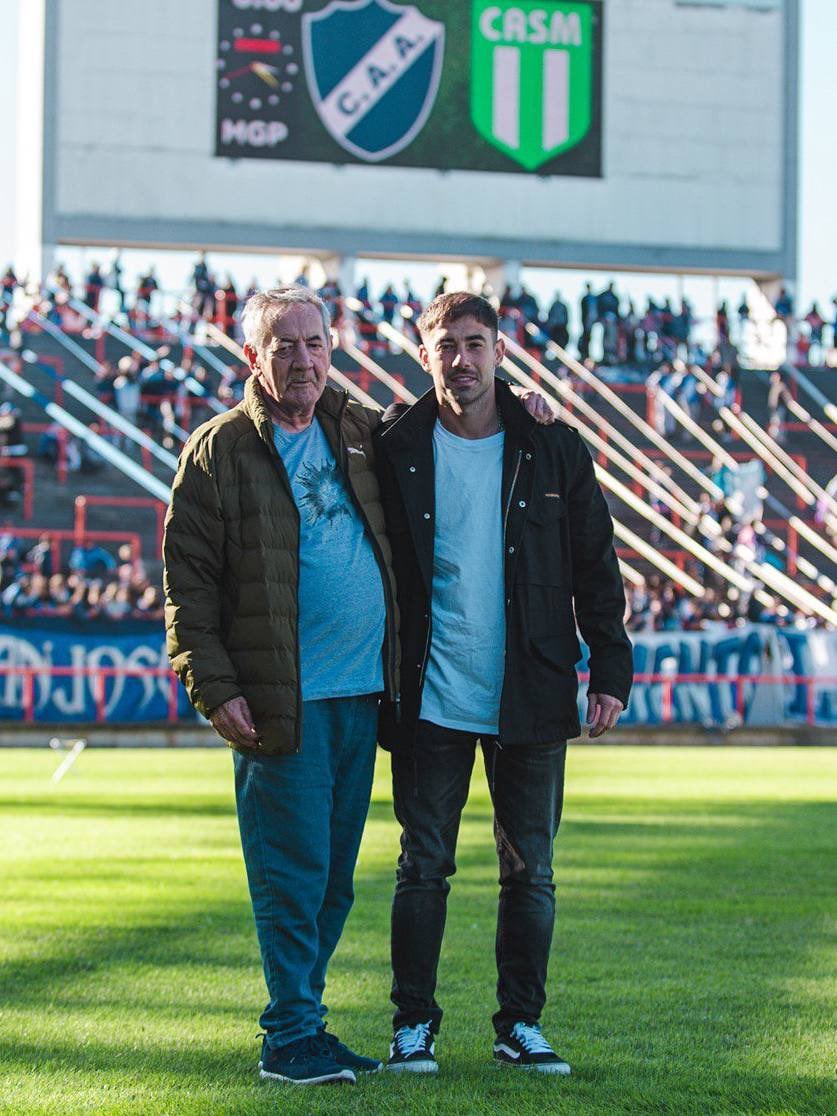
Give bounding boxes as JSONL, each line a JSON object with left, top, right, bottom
{"left": 375, "top": 292, "right": 633, "bottom": 1076}
{"left": 163, "top": 286, "right": 398, "bottom": 1086}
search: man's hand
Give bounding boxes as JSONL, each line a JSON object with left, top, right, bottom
{"left": 210, "top": 696, "right": 261, "bottom": 749}
{"left": 520, "top": 390, "right": 556, "bottom": 425}
{"left": 586, "top": 692, "right": 624, "bottom": 738}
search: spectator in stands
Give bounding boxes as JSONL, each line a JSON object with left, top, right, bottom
{"left": 0, "top": 404, "right": 25, "bottom": 505}
{"left": 1, "top": 266, "right": 17, "bottom": 300}
{"left": 355, "top": 277, "right": 371, "bottom": 307}
{"left": 737, "top": 294, "right": 750, "bottom": 335}
{"left": 318, "top": 276, "right": 343, "bottom": 329}
{"left": 380, "top": 283, "right": 399, "bottom": 326}
{"left": 135, "top": 268, "right": 159, "bottom": 328}
{"left": 620, "top": 300, "right": 640, "bottom": 363}
{"left": 133, "top": 584, "right": 164, "bottom": 620}
{"left": 84, "top": 263, "right": 105, "bottom": 312}
{"left": 579, "top": 282, "right": 597, "bottom": 360}
{"left": 803, "top": 303, "right": 825, "bottom": 366}
{"left": 69, "top": 542, "right": 117, "bottom": 577}
{"left": 401, "top": 281, "right": 423, "bottom": 342}
{"left": 293, "top": 263, "right": 311, "bottom": 288}
{"left": 93, "top": 359, "right": 117, "bottom": 404}
{"left": 546, "top": 291, "right": 569, "bottom": 350}
{"left": 767, "top": 369, "right": 793, "bottom": 444}
{"left": 597, "top": 282, "right": 620, "bottom": 365}
{"left": 774, "top": 286, "right": 794, "bottom": 327}
{"left": 497, "top": 286, "right": 518, "bottom": 341}
{"left": 110, "top": 254, "right": 127, "bottom": 315}
{"left": 191, "top": 253, "right": 214, "bottom": 320}
{"left": 715, "top": 301, "right": 730, "bottom": 348}
{"left": 0, "top": 267, "right": 16, "bottom": 339}
{"left": 54, "top": 263, "right": 72, "bottom": 294}
{"left": 218, "top": 275, "right": 240, "bottom": 336}
{"left": 675, "top": 299, "right": 693, "bottom": 361}
{"left": 113, "top": 358, "right": 142, "bottom": 442}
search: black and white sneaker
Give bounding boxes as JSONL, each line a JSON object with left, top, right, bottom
{"left": 493, "top": 1022, "right": 571, "bottom": 1075}
{"left": 386, "top": 1021, "right": 438, "bottom": 1073}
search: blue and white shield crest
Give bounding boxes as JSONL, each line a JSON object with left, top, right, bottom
{"left": 302, "top": 0, "right": 445, "bottom": 163}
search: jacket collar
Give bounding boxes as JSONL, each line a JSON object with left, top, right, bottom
{"left": 381, "top": 376, "right": 537, "bottom": 448}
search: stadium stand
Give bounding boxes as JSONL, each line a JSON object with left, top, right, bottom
{"left": 1, "top": 266, "right": 835, "bottom": 640}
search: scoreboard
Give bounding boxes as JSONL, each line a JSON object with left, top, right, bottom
{"left": 36, "top": 0, "right": 797, "bottom": 277}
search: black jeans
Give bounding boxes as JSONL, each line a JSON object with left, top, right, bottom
{"left": 390, "top": 720, "right": 567, "bottom": 1035}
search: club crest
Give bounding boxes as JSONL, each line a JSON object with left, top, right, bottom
{"left": 471, "top": 1, "right": 596, "bottom": 170}
{"left": 302, "top": 0, "right": 445, "bottom": 163}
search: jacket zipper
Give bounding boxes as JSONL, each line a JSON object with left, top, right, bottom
{"left": 338, "top": 401, "right": 400, "bottom": 716}
{"left": 503, "top": 449, "right": 523, "bottom": 547}
{"left": 496, "top": 448, "right": 523, "bottom": 746}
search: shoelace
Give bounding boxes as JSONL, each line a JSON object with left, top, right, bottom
{"left": 511, "top": 1022, "right": 554, "bottom": 1055}
{"left": 395, "top": 1022, "right": 433, "bottom": 1056}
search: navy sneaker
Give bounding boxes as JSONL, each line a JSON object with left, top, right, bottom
{"left": 493, "top": 1022, "right": 571, "bottom": 1075}
{"left": 320, "top": 1028, "right": 383, "bottom": 1074}
{"left": 258, "top": 1032, "right": 356, "bottom": 1085}
{"left": 386, "top": 1021, "right": 438, "bottom": 1073}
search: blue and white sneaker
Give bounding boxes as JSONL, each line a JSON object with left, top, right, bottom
{"left": 493, "top": 1022, "right": 571, "bottom": 1075}
{"left": 386, "top": 1021, "right": 438, "bottom": 1073}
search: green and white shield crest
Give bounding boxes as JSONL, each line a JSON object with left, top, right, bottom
{"left": 471, "top": 1, "right": 595, "bottom": 170}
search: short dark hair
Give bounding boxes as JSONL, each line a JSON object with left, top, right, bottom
{"left": 416, "top": 292, "right": 498, "bottom": 339}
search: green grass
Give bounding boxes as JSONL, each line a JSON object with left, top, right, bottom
{"left": 0, "top": 746, "right": 834, "bottom": 1115}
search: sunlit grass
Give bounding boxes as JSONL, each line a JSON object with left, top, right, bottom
{"left": 1, "top": 746, "right": 834, "bottom": 1115}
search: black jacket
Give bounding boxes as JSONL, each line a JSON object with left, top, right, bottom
{"left": 375, "top": 379, "right": 632, "bottom": 749}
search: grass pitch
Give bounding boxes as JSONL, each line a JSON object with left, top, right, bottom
{"left": 1, "top": 746, "right": 834, "bottom": 1115}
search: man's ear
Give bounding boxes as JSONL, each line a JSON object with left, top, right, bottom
{"left": 418, "top": 344, "right": 432, "bottom": 374}
{"left": 494, "top": 335, "right": 506, "bottom": 366}
{"left": 242, "top": 343, "right": 259, "bottom": 373}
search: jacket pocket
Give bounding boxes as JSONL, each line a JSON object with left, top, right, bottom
{"left": 527, "top": 495, "right": 567, "bottom": 525}
{"left": 531, "top": 631, "right": 581, "bottom": 671}
{"left": 518, "top": 497, "right": 568, "bottom": 586}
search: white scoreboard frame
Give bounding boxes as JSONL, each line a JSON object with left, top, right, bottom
{"left": 36, "top": 0, "right": 799, "bottom": 280}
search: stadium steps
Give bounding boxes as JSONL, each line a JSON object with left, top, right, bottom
{"left": 5, "top": 328, "right": 834, "bottom": 592}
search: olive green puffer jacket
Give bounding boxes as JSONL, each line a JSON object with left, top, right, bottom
{"left": 163, "top": 377, "right": 399, "bottom": 754}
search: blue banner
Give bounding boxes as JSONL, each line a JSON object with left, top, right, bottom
{"left": 1, "top": 620, "right": 834, "bottom": 727}
{"left": 578, "top": 625, "right": 836, "bottom": 727}
{"left": 0, "top": 619, "right": 195, "bottom": 723}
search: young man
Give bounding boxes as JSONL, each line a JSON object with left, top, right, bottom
{"left": 375, "top": 292, "right": 633, "bottom": 1076}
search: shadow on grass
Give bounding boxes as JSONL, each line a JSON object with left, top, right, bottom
{"left": 2, "top": 799, "right": 834, "bottom": 1114}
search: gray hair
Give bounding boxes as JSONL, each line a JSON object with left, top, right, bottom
{"left": 240, "top": 286, "right": 332, "bottom": 352}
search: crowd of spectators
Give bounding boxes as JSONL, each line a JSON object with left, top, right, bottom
{"left": 0, "top": 534, "right": 164, "bottom": 622}
{"left": 623, "top": 573, "right": 818, "bottom": 632}
{"left": 1, "top": 258, "right": 832, "bottom": 635}
{"left": 4, "top": 259, "right": 836, "bottom": 371}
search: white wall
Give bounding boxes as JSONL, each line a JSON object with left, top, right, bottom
{"left": 0, "top": 0, "right": 20, "bottom": 268}
{"left": 48, "top": 0, "right": 787, "bottom": 262}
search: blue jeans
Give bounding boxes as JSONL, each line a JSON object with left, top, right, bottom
{"left": 233, "top": 694, "right": 379, "bottom": 1048}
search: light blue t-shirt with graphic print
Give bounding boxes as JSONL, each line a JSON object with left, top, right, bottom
{"left": 273, "top": 419, "right": 385, "bottom": 701}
